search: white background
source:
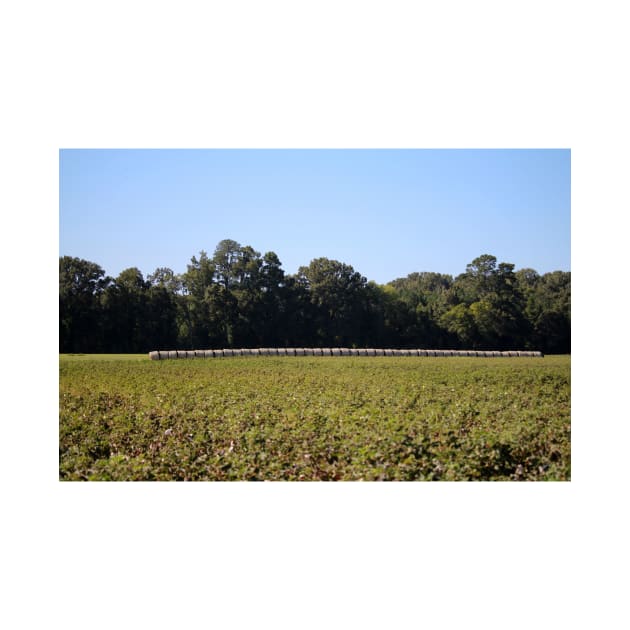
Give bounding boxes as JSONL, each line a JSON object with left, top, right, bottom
{"left": 1, "top": 1, "right": 628, "bottom": 628}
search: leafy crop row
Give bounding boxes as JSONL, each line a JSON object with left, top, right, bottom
{"left": 59, "top": 355, "right": 570, "bottom": 481}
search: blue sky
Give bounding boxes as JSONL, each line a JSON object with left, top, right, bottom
{"left": 59, "top": 149, "right": 570, "bottom": 284}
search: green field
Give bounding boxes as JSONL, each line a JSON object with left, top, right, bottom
{"left": 59, "top": 354, "right": 570, "bottom": 481}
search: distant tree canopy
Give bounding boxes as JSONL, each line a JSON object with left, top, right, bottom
{"left": 59, "top": 242, "right": 570, "bottom": 353}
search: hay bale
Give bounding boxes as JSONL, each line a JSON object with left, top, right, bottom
{"left": 356, "top": 348, "right": 367, "bottom": 356}
{"left": 149, "top": 351, "right": 159, "bottom": 360}
{"left": 349, "top": 348, "right": 359, "bottom": 356}
{"left": 330, "top": 348, "right": 340, "bottom": 356}
{"left": 294, "top": 348, "right": 304, "bottom": 356}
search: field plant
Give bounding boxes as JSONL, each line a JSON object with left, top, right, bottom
{"left": 59, "top": 355, "right": 570, "bottom": 481}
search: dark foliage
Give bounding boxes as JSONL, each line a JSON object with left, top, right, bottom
{"left": 59, "top": 243, "right": 570, "bottom": 354}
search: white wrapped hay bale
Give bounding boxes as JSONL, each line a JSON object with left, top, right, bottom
{"left": 294, "top": 348, "right": 304, "bottom": 356}
{"left": 330, "top": 348, "right": 340, "bottom": 356}
{"left": 149, "top": 351, "right": 159, "bottom": 360}
{"left": 357, "top": 348, "right": 368, "bottom": 356}
{"left": 203, "top": 350, "right": 213, "bottom": 358}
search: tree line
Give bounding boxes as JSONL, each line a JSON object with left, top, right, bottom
{"left": 60, "top": 239, "right": 570, "bottom": 354}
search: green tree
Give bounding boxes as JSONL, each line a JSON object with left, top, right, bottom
{"left": 212, "top": 239, "right": 243, "bottom": 290}
{"left": 180, "top": 251, "right": 215, "bottom": 347}
{"left": 59, "top": 256, "right": 110, "bottom": 352}
{"left": 297, "top": 258, "right": 370, "bottom": 346}
{"left": 101, "top": 268, "right": 151, "bottom": 352}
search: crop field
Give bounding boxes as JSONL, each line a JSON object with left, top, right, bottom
{"left": 59, "top": 354, "right": 570, "bottom": 481}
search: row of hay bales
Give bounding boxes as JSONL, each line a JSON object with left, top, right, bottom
{"left": 149, "top": 348, "right": 543, "bottom": 360}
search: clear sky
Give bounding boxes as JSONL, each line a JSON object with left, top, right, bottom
{"left": 59, "top": 149, "right": 570, "bottom": 284}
